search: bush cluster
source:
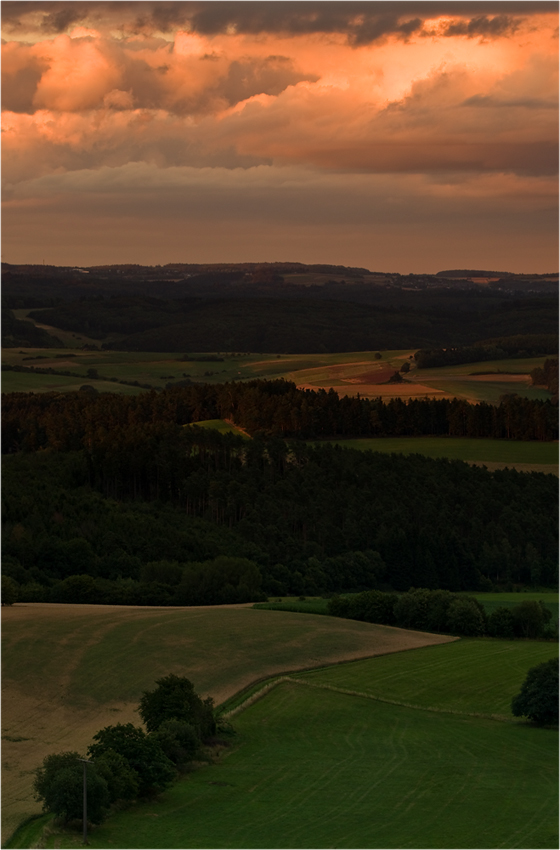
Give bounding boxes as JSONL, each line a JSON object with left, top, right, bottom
{"left": 511, "top": 658, "right": 559, "bottom": 725}
{"left": 33, "top": 676, "right": 219, "bottom": 829}
{"left": 9, "top": 556, "right": 267, "bottom": 607}
{"left": 328, "top": 588, "right": 555, "bottom": 639}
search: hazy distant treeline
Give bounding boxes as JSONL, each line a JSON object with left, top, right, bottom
{"left": 17, "top": 292, "right": 559, "bottom": 353}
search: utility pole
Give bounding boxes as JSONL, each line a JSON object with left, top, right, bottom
{"left": 77, "top": 758, "right": 94, "bottom": 845}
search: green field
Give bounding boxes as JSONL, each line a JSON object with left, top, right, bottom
{"left": 297, "top": 638, "right": 558, "bottom": 718}
{"left": 193, "top": 419, "right": 250, "bottom": 437}
{"left": 2, "top": 603, "right": 451, "bottom": 844}
{"left": 324, "top": 436, "right": 558, "bottom": 466}
{"left": 25, "top": 638, "right": 558, "bottom": 849}
{"left": 417, "top": 379, "right": 551, "bottom": 404}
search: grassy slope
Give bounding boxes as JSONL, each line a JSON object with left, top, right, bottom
{"left": 1, "top": 603, "right": 452, "bottom": 843}
{"left": 297, "top": 639, "right": 558, "bottom": 718}
{"left": 37, "top": 640, "right": 558, "bottom": 850}
{"left": 193, "top": 419, "right": 250, "bottom": 437}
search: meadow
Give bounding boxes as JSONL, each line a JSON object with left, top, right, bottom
{"left": 2, "top": 343, "right": 552, "bottom": 407}
{"left": 1, "top": 602, "right": 452, "bottom": 844}
{"left": 16, "top": 637, "right": 558, "bottom": 849}
{"left": 321, "top": 436, "right": 558, "bottom": 470}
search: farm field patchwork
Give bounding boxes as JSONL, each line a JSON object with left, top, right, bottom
{"left": 33, "top": 647, "right": 558, "bottom": 849}
{"left": 3, "top": 347, "right": 553, "bottom": 406}
{"left": 1, "top": 603, "right": 453, "bottom": 844}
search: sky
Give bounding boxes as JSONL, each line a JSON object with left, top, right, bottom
{"left": 1, "top": 1, "right": 558, "bottom": 272}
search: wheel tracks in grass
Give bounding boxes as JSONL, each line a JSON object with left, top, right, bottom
{"left": 222, "top": 676, "right": 515, "bottom": 724}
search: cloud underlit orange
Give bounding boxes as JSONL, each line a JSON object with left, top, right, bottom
{"left": 2, "top": 1, "right": 558, "bottom": 270}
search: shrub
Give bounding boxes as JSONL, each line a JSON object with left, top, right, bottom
{"left": 349, "top": 590, "right": 397, "bottom": 625}
{"left": 328, "top": 595, "right": 352, "bottom": 618}
{"left": 93, "top": 748, "right": 139, "bottom": 803}
{"left": 2, "top": 575, "right": 19, "bottom": 606}
{"left": 487, "top": 606, "right": 515, "bottom": 638}
{"left": 34, "top": 752, "right": 109, "bottom": 824}
{"left": 151, "top": 720, "right": 200, "bottom": 769}
{"left": 512, "top": 601, "right": 552, "bottom": 639}
{"left": 138, "top": 675, "right": 215, "bottom": 740}
{"left": 394, "top": 588, "right": 432, "bottom": 631}
{"left": 511, "top": 658, "right": 559, "bottom": 725}
{"left": 88, "top": 724, "right": 176, "bottom": 797}
{"left": 424, "top": 590, "right": 456, "bottom": 633}
{"left": 446, "top": 598, "right": 485, "bottom": 636}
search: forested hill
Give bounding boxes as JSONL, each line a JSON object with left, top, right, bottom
{"left": 3, "top": 420, "right": 557, "bottom": 602}
{"left": 21, "top": 294, "right": 559, "bottom": 353}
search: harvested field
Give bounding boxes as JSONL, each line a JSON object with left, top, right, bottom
{"left": 344, "top": 366, "right": 396, "bottom": 384}
{"left": 1, "top": 603, "right": 455, "bottom": 843}
{"left": 464, "top": 373, "right": 530, "bottom": 382}
{"left": 297, "top": 382, "right": 451, "bottom": 399}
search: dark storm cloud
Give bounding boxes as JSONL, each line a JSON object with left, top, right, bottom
{"left": 463, "top": 94, "right": 558, "bottom": 109}
{"left": 442, "top": 14, "right": 521, "bottom": 37}
{"left": 2, "top": 1, "right": 557, "bottom": 42}
{"left": 1, "top": 55, "right": 46, "bottom": 112}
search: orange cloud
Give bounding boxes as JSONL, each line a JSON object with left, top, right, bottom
{"left": 1, "top": 3, "right": 557, "bottom": 269}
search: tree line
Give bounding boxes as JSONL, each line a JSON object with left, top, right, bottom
{"left": 414, "top": 336, "right": 558, "bottom": 369}
{"left": 2, "top": 380, "right": 558, "bottom": 450}
{"left": 33, "top": 676, "right": 219, "bottom": 829}
{"left": 328, "top": 587, "right": 555, "bottom": 639}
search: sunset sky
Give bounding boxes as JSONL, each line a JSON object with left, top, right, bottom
{"left": 2, "top": 1, "right": 558, "bottom": 272}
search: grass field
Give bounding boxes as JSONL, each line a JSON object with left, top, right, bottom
{"left": 23, "top": 639, "right": 558, "bottom": 849}
{"left": 297, "top": 638, "right": 558, "bottom": 718}
{"left": 322, "top": 436, "right": 558, "bottom": 474}
{"left": 1, "top": 602, "right": 453, "bottom": 844}
{"left": 193, "top": 419, "right": 250, "bottom": 438}
{"left": 415, "top": 378, "right": 551, "bottom": 404}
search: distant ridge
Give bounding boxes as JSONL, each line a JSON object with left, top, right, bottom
{"left": 436, "top": 269, "right": 511, "bottom": 277}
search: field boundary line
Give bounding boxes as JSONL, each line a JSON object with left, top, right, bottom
{"left": 277, "top": 677, "right": 517, "bottom": 723}
{"left": 220, "top": 677, "right": 290, "bottom": 719}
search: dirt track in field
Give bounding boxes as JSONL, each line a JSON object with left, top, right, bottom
{"left": 2, "top": 603, "right": 456, "bottom": 843}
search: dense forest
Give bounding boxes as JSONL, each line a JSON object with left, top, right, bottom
{"left": 2, "top": 308, "right": 62, "bottom": 348}
{"left": 2, "top": 382, "right": 558, "bottom": 606}
{"left": 19, "top": 293, "right": 557, "bottom": 353}
{"left": 414, "top": 336, "right": 558, "bottom": 368}
{"left": 2, "top": 381, "right": 557, "bottom": 448}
